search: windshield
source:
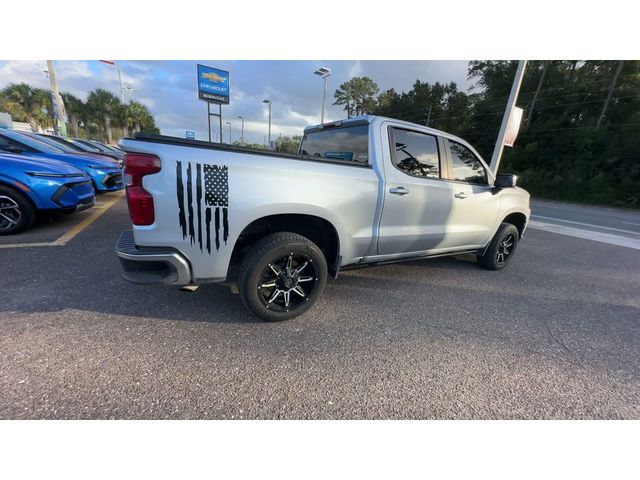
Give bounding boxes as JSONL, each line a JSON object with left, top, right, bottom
{"left": 299, "top": 125, "right": 369, "bottom": 163}
{"left": 0, "top": 130, "right": 65, "bottom": 154}
{"left": 69, "top": 139, "right": 102, "bottom": 153}
{"left": 25, "top": 133, "right": 79, "bottom": 153}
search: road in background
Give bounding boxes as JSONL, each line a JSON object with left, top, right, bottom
{"left": 530, "top": 199, "right": 640, "bottom": 250}
{"left": 0, "top": 198, "right": 638, "bottom": 419}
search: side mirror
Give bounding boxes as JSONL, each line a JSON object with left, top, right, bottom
{"left": 495, "top": 173, "right": 517, "bottom": 188}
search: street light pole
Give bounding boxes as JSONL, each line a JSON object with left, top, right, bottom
{"left": 225, "top": 121, "right": 231, "bottom": 143}
{"left": 262, "top": 99, "right": 272, "bottom": 149}
{"left": 314, "top": 67, "right": 331, "bottom": 124}
{"left": 123, "top": 85, "right": 138, "bottom": 104}
{"left": 237, "top": 116, "right": 244, "bottom": 144}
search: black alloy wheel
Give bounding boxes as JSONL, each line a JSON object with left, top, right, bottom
{"left": 239, "top": 232, "right": 328, "bottom": 321}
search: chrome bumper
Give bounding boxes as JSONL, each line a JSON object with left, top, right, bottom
{"left": 115, "top": 230, "right": 192, "bottom": 286}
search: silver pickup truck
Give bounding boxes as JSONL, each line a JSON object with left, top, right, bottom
{"left": 116, "top": 115, "right": 530, "bottom": 321}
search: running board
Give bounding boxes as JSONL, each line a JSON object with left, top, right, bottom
{"left": 343, "top": 250, "right": 478, "bottom": 270}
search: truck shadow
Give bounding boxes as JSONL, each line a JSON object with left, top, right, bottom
{"left": 1, "top": 244, "right": 479, "bottom": 326}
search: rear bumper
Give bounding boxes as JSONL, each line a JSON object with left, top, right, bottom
{"left": 115, "top": 230, "right": 192, "bottom": 285}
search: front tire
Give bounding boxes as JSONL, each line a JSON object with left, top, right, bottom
{"left": 238, "top": 232, "right": 328, "bottom": 321}
{"left": 0, "top": 185, "right": 35, "bottom": 235}
{"left": 476, "top": 222, "right": 519, "bottom": 270}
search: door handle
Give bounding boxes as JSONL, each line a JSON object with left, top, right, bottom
{"left": 454, "top": 192, "right": 468, "bottom": 199}
{"left": 389, "top": 186, "right": 409, "bottom": 196}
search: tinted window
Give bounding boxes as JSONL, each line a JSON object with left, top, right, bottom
{"left": 25, "top": 133, "right": 77, "bottom": 153}
{"left": 39, "top": 135, "right": 84, "bottom": 152}
{"left": 0, "top": 134, "right": 36, "bottom": 153}
{"left": 0, "top": 130, "right": 63, "bottom": 154}
{"left": 299, "top": 125, "right": 368, "bottom": 163}
{"left": 449, "top": 141, "right": 487, "bottom": 184}
{"left": 68, "top": 139, "right": 102, "bottom": 152}
{"left": 391, "top": 128, "right": 440, "bottom": 178}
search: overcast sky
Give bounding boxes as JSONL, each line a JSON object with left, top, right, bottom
{"left": 0, "top": 60, "right": 472, "bottom": 144}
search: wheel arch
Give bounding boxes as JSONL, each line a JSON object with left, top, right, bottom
{"left": 0, "top": 178, "right": 41, "bottom": 210}
{"left": 229, "top": 213, "right": 341, "bottom": 278}
{"left": 501, "top": 211, "right": 528, "bottom": 238}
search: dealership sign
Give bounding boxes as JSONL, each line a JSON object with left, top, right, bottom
{"left": 197, "top": 64, "right": 230, "bottom": 104}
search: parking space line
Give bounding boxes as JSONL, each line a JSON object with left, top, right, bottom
{"left": 0, "top": 192, "right": 124, "bottom": 249}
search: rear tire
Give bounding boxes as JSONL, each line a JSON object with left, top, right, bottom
{"left": 0, "top": 185, "right": 35, "bottom": 235}
{"left": 238, "top": 232, "right": 328, "bottom": 322}
{"left": 476, "top": 222, "right": 519, "bottom": 270}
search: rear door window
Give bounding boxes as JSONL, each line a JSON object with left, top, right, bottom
{"left": 299, "top": 125, "right": 369, "bottom": 163}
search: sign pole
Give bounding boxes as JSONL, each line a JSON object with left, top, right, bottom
{"left": 197, "top": 64, "right": 230, "bottom": 144}
{"left": 207, "top": 102, "right": 212, "bottom": 143}
{"left": 489, "top": 60, "right": 527, "bottom": 176}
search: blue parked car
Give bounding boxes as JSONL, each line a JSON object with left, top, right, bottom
{"left": 0, "top": 153, "right": 95, "bottom": 235}
{"left": 0, "top": 129, "right": 124, "bottom": 192}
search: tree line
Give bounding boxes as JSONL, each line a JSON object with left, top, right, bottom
{"left": 0, "top": 83, "right": 159, "bottom": 144}
{"left": 332, "top": 61, "right": 640, "bottom": 208}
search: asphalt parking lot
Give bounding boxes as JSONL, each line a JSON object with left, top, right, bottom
{"left": 0, "top": 195, "right": 639, "bottom": 419}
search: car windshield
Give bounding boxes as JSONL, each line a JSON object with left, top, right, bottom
{"left": 0, "top": 130, "right": 65, "bottom": 154}
{"left": 69, "top": 139, "right": 102, "bottom": 152}
{"left": 88, "top": 141, "right": 114, "bottom": 153}
{"left": 26, "top": 133, "right": 79, "bottom": 154}
{"left": 299, "top": 124, "right": 369, "bottom": 163}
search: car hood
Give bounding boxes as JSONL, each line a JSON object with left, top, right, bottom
{"left": 73, "top": 152, "right": 119, "bottom": 162}
{"left": 0, "top": 153, "right": 86, "bottom": 175}
{"left": 31, "top": 152, "right": 120, "bottom": 169}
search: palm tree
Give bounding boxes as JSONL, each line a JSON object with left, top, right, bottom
{"left": 33, "top": 88, "right": 54, "bottom": 131}
{"left": 124, "top": 102, "right": 149, "bottom": 134}
{"left": 1, "top": 83, "right": 51, "bottom": 131}
{"left": 61, "top": 92, "right": 85, "bottom": 137}
{"left": 86, "top": 89, "right": 121, "bottom": 143}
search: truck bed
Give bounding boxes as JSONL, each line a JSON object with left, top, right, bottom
{"left": 130, "top": 133, "right": 370, "bottom": 169}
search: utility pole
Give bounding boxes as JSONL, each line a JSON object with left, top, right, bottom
{"left": 46, "top": 60, "right": 67, "bottom": 137}
{"left": 525, "top": 61, "right": 548, "bottom": 131}
{"left": 596, "top": 60, "right": 624, "bottom": 130}
{"left": 225, "top": 121, "right": 231, "bottom": 143}
{"left": 425, "top": 105, "right": 432, "bottom": 126}
{"left": 489, "top": 60, "right": 527, "bottom": 176}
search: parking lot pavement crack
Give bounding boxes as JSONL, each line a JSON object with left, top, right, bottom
{"left": 541, "top": 318, "right": 584, "bottom": 369}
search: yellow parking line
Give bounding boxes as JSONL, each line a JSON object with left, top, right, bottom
{"left": 0, "top": 191, "right": 124, "bottom": 249}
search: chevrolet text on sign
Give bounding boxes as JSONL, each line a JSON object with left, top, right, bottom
{"left": 197, "top": 64, "right": 230, "bottom": 104}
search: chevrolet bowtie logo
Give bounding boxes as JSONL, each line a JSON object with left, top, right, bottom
{"left": 202, "top": 72, "right": 226, "bottom": 83}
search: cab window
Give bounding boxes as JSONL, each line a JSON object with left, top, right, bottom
{"left": 299, "top": 125, "right": 369, "bottom": 163}
{"left": 448, "top": 141, "right": 487, "bottom": 184}
{"left": 390, "top": 128, "right": 440, "bottom": 178}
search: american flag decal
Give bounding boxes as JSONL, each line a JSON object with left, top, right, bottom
{"left": 177, "top": 161, "right": 229, "bottom": 254}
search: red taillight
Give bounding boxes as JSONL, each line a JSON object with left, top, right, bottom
{"left": 123, "top": 152, "right": 161, "bottom": 225}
